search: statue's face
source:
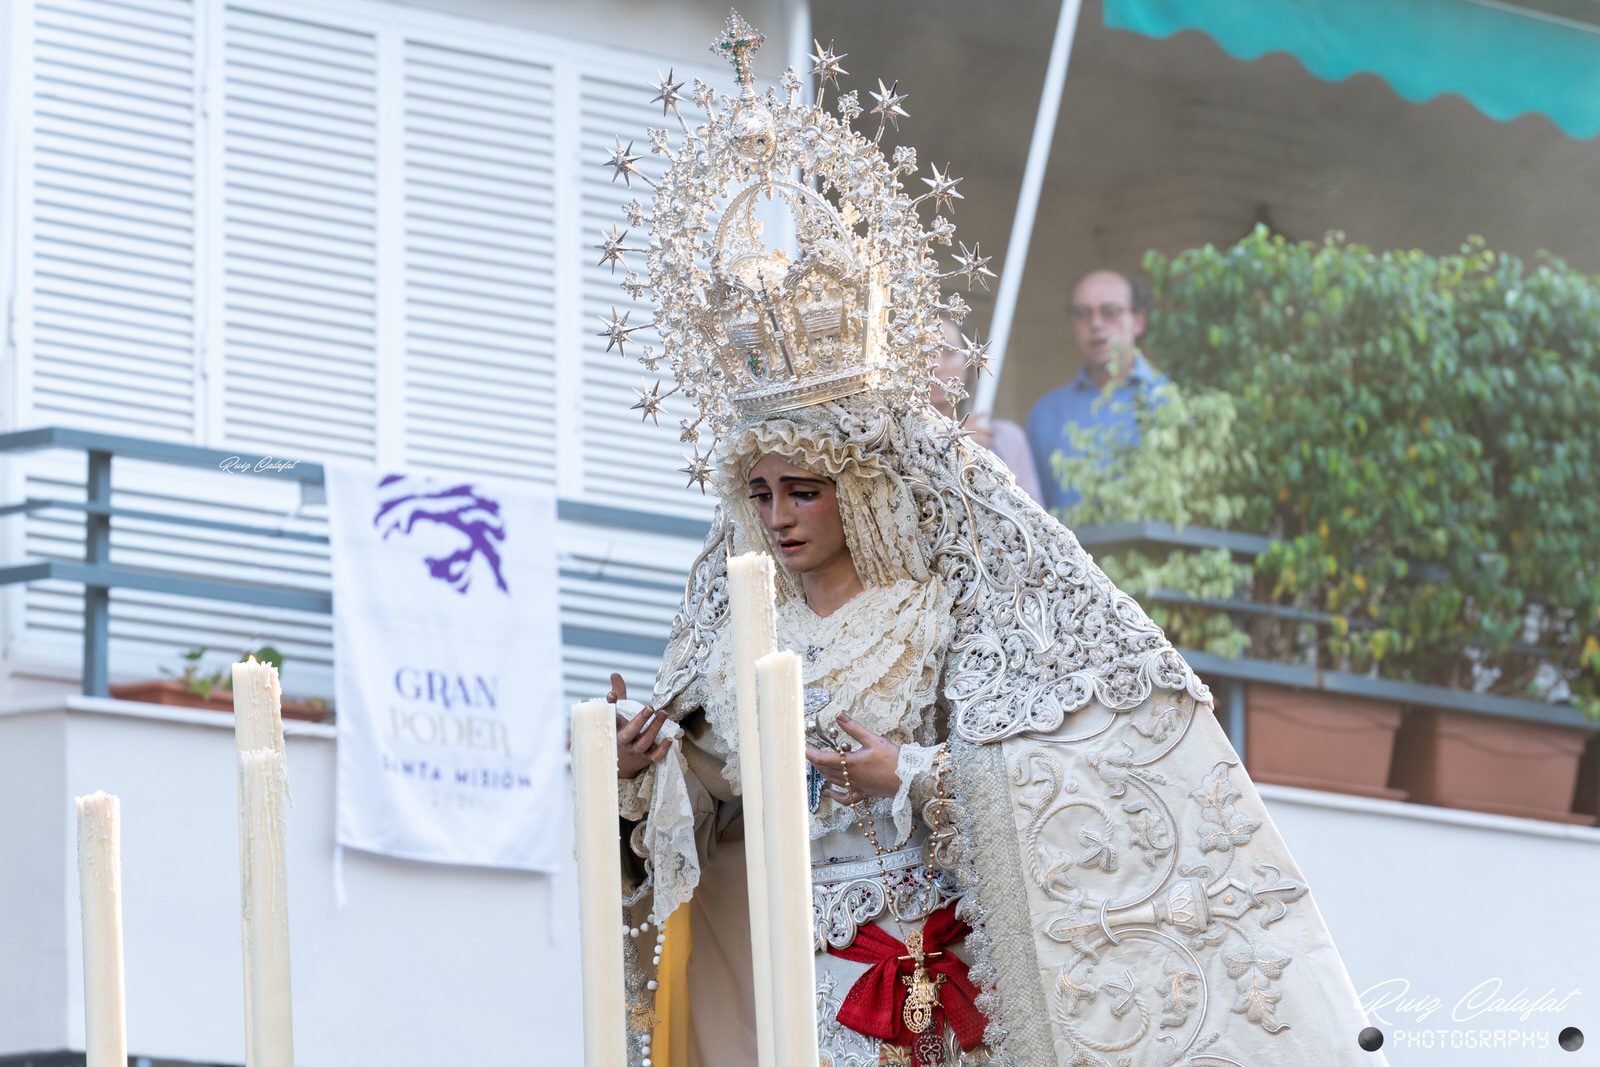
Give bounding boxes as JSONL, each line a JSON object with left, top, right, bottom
{"left": 746, "top": 452, "right": 851, "bottom": 577}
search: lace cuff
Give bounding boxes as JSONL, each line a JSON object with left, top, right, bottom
{"left": 618, "top": 762, "right": 658, "bottom": 822}
{"left": 616, "top": 708, "right": 687, "bottom": 823}
{"left": 891, "top": 741, "right": 943, "bottom": 846}
{"left": 639, "top": 741, "right": 701, "bottom": 924}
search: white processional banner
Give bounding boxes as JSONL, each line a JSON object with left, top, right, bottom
{"left": 328, "top": 463, "right": 565, "bottom": 872}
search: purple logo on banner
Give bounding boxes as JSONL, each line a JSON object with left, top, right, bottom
{"left": 372, "top": 474, "right": 510, "bottom": 595}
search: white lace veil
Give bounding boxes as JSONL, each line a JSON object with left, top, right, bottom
{"left": 652, "top": 394, "right": 1211, "bottom": 742}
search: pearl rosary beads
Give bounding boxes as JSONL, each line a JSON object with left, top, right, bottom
{"left": 624, "top": 915, "right": 671, "bottom": 1066}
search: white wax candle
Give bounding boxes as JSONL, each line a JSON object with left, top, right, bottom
{"left": 75, "top": 791, "right": 127, "bottom": 1067}
{"left": 727, "top": 552, "right": 778, "bottom": 1067}
{"left": 233, "top": 655, "right": 292, "bottom": 1062}
{"left": 571, "top": 699, "right": 628, "bottom": 1065}
{"left": 232, "top": 656, "right": 285, "bottom": 756}
{"left": 238, "top": 748, "right": 294, "bottom": 1067}
{"left": 756, "top": 650, "right": 819, "bottom": 1067}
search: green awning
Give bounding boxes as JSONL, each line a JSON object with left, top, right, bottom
{"left": 1105, "top": 0, "right": 1600, "bottom": 140}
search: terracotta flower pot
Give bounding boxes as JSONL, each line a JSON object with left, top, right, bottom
{"left": 1389, "top": 707, "right": 1590, "bottom": 824}
{"left": 1572, "top": 736, "right": 1600, "bottom": 823}
{"left": 1245, "top": 683, "right": 1407, "bottom": 801}
{"left": 109, "top": 679, "right": 330, "bottom": 724}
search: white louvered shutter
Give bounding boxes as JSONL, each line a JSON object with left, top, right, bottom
{"left": 12, "top": 0, "right": 205, "bottom": 679}
{"left": 401, "top": 37, "right": 559, "bottom": 484}
{"left": 557, "top": 519, "right": 702, "bottom": 706}
{"left": 217, "top": 4, "right": 379, "bottom": 463}
{"left": 7, "top": 0, "right": 726, "bottom": 703}
{"left": 23, "top": 0, "right": 199, "bottom": 440}
{"left": 575, "top": 72, "right": 715, "bottom": 520}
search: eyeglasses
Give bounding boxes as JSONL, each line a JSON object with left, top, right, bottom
{"left": 1070, "top": 304, "right": 1131, "bottom": 324}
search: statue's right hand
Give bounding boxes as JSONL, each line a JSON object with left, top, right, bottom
{"left": 609, "top": 672, "right": 672, "bottom": 779}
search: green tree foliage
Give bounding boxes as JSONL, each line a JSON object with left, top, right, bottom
{"left": 1055, "top": 384, "right": 1256, "bottom": 658}
{"left": 1133, "top": 228, "right": 1600, "bottom": 715}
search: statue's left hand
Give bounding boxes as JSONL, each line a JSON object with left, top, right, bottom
{"left": 804, "top": 713, "right": 900, "bottom": 805}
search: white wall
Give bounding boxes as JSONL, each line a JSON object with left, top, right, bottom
{"left": 0, "top": 0, "right": 16, "bottom": 437}
{"left": 5, "top": 700, "right": 1600, "bottom": 1065}
{"left": 0, "top": 699, "right": 582, "bottom": 1065}
{"left": 1261, "top": 784, "right": 1600, "bottom": 1064}
{"left": 0, "top": 710, "right": 68, "bottom": 1053}
{"left": 0, "top": 0, "right": 21, "bottom": 735}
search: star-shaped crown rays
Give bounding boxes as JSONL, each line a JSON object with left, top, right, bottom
{"left": 597, "top": 306, "right": 651, "bottom": 357}
{"left": 631, "top": 379, "right": 679, "bottom": 426}
{"left": 938, "top": 411, "right": 979, "bottom": 453}
{"left": 602, "top": 137, "right": 648, "bottom": 189}
{"left": 651, "top": 68, "right": 684, "bottom": 115}
{"left": 808, "top": 39, "right": 848, "bottom": 106}
{"left": 949, "top": 241, "right": 997, "bottom": 291}
{"left": 961, "top": 332, "right": 992, "bottom": 376}
{"left": 809, "top": 39, "right": 848, "bottom": 85}
{"left": 595, "top": 224, "right": 644, "bottom": 274}
{"left": 679, "top": 446, "right": 715, "bottom": 493}
{"left": 868, "top": 77, "right": 908, "bottom": 143}
{"left": 918, "top": 163, "right": 964, "bottom": 214}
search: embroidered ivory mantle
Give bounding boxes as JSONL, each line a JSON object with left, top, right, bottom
{"left": 622, "top": 399, "right": 1384, "bottom": 1066}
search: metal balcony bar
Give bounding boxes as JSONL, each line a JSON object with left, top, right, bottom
{"left": 0, "top": 497, "right": 331, "bottom": 543}
{"left": 1, "top": 427, "right": 1592, "bottom": 759}
{"left": 0, "top": 427, "right": 711, "bottom": 695}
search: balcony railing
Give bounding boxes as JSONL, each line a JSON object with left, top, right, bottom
{"left": 0, "top": 426, "right": 707, "bottom": 698}
{"left": 2, "top": 425, "right": 1594, "bottom": 814}
{"left": 1072, "top": 519, "right": 1596, "bottom": 725}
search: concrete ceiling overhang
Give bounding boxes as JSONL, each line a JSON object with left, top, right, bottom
{"left": 811, "top": 0, "right": 1600, "bottom": 419}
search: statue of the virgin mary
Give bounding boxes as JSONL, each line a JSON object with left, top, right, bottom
{"left": 601, "top": 13, "right": 1383, "bottom": 1065}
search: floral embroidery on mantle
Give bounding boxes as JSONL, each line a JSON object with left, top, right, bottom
{"left": 651, "top": 400, "right": 1211, "bottom": 749}
{"left": 998, "top": 691, "right": 1337, "bottom": 1066}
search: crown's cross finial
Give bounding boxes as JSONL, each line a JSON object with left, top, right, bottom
{"left": 711, "top": 9, "right": 766, "bottom": 93}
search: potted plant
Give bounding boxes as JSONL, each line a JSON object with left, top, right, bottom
{"left": 1053, "top": 380, "right": 1408, "bottom": 800}
{"left": 1054, "top": 381, "right": 1255, "bottom": 659}
{"left": 110, "top": 645, "right": 331, "bottom": 724}
{"left": 1380, "top": 246, "right": 1600, "bottom": 822}
{"left": 1144, "top": 230, "right": 1599, "bottom": 821}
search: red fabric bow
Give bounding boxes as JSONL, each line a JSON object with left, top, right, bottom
{"left": 827, "top": 903, "right": 988, "bottom": 1059}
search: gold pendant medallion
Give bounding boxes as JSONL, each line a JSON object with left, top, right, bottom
{"left": 898, "top": 930, "right": 947, "bottom": 1035}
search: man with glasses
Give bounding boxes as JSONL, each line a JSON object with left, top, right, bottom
{"left": 1025, "top": 268, "right": 1168, "bottom": 512}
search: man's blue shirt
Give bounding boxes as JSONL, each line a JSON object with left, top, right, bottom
{"left": 1025, "top": 353, "right": 1167, "bottom": 513}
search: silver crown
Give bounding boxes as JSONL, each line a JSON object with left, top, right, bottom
{"left": 598, "top": 9, "right": 996, "bottom": 490}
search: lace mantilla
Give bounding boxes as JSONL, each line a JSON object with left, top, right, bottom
{"left": 672, "top": 576, "right": 951, "bottom": 845}
{"left": 652, "top": 397, "right": 1211, "bottom": 745}
{"left": 619, "top": 742, "right": 703, "bottom": 925}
